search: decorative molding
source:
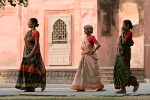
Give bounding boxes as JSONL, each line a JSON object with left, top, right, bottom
{"left": 145, "top": 37, "right": 150, "bottom": 45}
{"left": 0, "top": 68, "right": 144, "bottom": 84}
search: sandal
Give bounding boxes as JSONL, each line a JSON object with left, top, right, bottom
{"left": 96, "top": 88, "right": 106, "bottom": 91}
{"left": 133, "top": 84, "right": 139, "bottom": 92}
{"left": 76, "top": 89, "right": 85, "bottom": 92}
{"left": 24, "top": 88, "right": 35, "bottom": 92}
{"left": 41, "top": 86, "right": 45, "bottom": 92}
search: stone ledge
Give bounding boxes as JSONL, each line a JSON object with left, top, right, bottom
{"left": 0, "top": 67, "right": 144, "bottom": 84}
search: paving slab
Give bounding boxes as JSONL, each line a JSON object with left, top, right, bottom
{"left": 0, "top": 83, "right": 150, "bottom": 97}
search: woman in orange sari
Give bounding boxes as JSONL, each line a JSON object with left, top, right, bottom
{"left": 71, "top": 25, "right": 104, "bottom": 91}
{"left": 15, "top": 18, "right": 46, "bottom": 92}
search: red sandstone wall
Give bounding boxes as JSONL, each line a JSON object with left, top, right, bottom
{"left": 0, "top": 6, "right": 21, "bottom": 67}
{"left": 144, "top": 0, "right": 150, "bottom": 78}
{"left": 97, "top": 0, "right": 144, "bottom": 68}
{"left": 0, "top": 0, "right": 98, "bottom": 68}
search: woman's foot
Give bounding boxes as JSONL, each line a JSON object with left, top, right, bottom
{"left": 96, "top": 88, "right": 106, "bottom": 91}
{"left": 133, "top": 84, "right": 139, "bottom": 92}
{"left": 41, "top": 86, "right": 45, "bottom": 92}
{"left": 24, "top": 88, "right": 35, "bottom": 92}
{"left": 116, "top": 89, "right": 126, "bottom": 93}
{"left": 76, "top": 89, "right": 85, "bottom": 92}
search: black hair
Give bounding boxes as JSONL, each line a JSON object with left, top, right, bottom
{"left": 123, "top": 20, "right": 133, "bottom": 29}
{"left": 30, "top": 18, "right": 39, "bottom": 27}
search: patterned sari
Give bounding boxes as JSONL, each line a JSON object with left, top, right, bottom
{"left": 15, "top": 31, "right": 46, "bottom": 90}
{"left": 71, "top": 37, "right": 104, "bottom": 90}
{"left": 114, "top": 31, "right": 138, "bottom": 89}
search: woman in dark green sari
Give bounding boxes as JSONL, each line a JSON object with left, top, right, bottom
{"left": 114, "top": 20, "right": 139, "bottom": 93}
{"left": 15, "top": 18, "right": 46, "bottom": 92}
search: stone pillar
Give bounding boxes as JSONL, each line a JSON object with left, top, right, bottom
{"left": 97, "top": 0, "right": 119, "bottom": 67}
{"left": 144, "top": 0, "right": 150, "bottom": 79}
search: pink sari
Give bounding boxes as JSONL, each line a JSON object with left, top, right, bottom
{"left": 71, "top": 37, "right": 104, "bottom": 90}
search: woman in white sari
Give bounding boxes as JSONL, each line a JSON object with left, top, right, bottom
{"left": 71, "top": 25, "right": 105, "bottom": 91}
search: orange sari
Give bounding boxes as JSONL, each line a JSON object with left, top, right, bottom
{"left": 15, "top": 31, "right": 46, "bottom": 91}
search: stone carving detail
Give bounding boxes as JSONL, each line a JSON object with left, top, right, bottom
{"left": 48, "top": 15, "right": 72, "bottom": 65}
{"left": 46, "top": 71, "right": 76, "bottom": 84}
{"left": 52, "top": 19, "right": 67, "bottom": 44}
{"left": 0, "top": 68, "right": 144, "bottom": 84}
{"left": 145, "top": 37, "right": 150, "bottom": 45}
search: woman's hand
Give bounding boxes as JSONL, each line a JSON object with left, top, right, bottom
{"left": 24, "top": 54, "right": 32, "bottom": 59}
{"left": 89, "top": 51, "right": 94, "bottom": 55}
{"left": 89, "top": 42, "right": 100, "bottom": 55}
{"left": 81, "top": 46, "right": 85, "bottom": 50}
{"left": 28, "top": 54, "right": 32, "bottom": 58}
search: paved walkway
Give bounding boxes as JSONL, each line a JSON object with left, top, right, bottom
{"left": 0, "top": 83, "right": 150, "bottom": 97}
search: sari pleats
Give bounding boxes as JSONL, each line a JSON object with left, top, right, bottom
{"left": 71, "top": 37, "right": 104, "bottom": 90}
{"left": 114, "top": 32, "right": 138, "bottom": 89}
{"left": 15, "top": 31, "right": 46, "bottom": 90}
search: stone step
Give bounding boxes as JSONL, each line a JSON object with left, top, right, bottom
{"left": 101, "top": 74, "right": 144, "bottom": 79}
{"left": 101, "top": 73, "right": 113, "bottom": 76}
{"left": 101, "top": 71, "right": 113, "bottom": 74}
{"left": 101, "top": 80, "right": 114, "bottom": 84}
{"left": 0, "top": 68, "right": 144, "bottom": 84}
{"left": 101, "top": 80, "right": 144, "bottom": 84}
{"left": 101, "top": 76, "right": 113, "bottom": 81}
{"left": 100, "top": 68, "right": 144, "bottom": 84}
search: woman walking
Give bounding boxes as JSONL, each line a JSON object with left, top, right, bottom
{"left": 114, "top": 20, "right": 139, "bottom": 93}
{"left": 71, "top": 25, "right": 104, "bottom": 91}
{"left": 15, "top": 18, "right": 46, "bottom": 92}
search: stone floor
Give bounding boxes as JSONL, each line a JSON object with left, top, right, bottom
{"left": 0, "top": 83, "right": 150, "bottom": 98}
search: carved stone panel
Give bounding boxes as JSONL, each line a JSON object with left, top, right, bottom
{"left": 48, "top": 15, "right": 72, "bottom": 65}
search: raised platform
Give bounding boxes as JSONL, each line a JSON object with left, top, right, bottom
{"left": 0, "top": 67, "right": 144, "bottom": 84}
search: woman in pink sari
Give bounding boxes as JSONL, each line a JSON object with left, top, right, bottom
{"left": 71, "top": 25, "right": 105, "bottom": 91}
